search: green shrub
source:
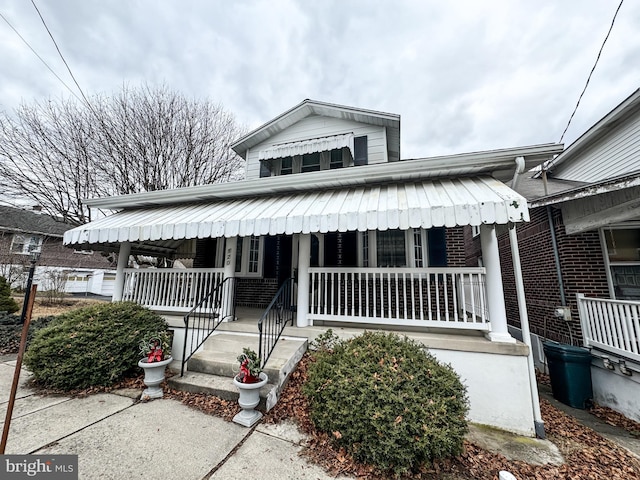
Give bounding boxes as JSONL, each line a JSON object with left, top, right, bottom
{"left": 0, "top": 276, "right": 19, "bottom": 314}
{"left": 24, "top": 302, "right": 169, "bottom": 390}
{"left": 303, "top": 331, "right": 469, "bottom": 476}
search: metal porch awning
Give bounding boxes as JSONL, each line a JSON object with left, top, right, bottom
{"left": 64, "top": 176, "right": 528, "bottom": 248}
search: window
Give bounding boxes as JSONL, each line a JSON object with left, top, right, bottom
{"left": 234, "top": 236, "right": 264, "bottom": 277}
{"left": 273, "top": 148, "right": 348, "bottom": 175}
{"left": 280, "top": 156, "right": 293, "bottom": 175}
{"left": 330, "top": 149, "right": 343, "bottom": 169}
{"left": 10, "top": 234, "right": 42, "bottom": 255}
{"left": 377, "top": 230, "right": 406, "bottom": 267}
{"left": 603, "top": 226, "right": 640, "bottom": 300}
{"left": 358, "top": 228, "right": 437, "bottom": 267}
{"left": 259, "top": 161, "right": 272, "bottom": 178}
{"left": 301, "top": 152, "right": 321, "bottom": 172}
{"left": 353, "top": 136, "right": 368, "bottom": 166}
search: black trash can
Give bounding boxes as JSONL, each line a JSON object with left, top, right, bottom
{"left": 543, "top": 341, "right": 593, "bottom": 409}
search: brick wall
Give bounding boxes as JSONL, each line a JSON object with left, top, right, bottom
{"left": 446, "top": 227, "right": 466, "bottom": 267}
{"left": 464, "top": 208, "right": 610, "bottom": 345}
{"left": 235, "top": 278, "right": 279, "bottom": 308}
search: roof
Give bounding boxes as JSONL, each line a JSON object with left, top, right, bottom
{"left": 231, "top": 99, "right": 401, "bottom": 161}
{"left": 64, "top": 176, "right": 529, "bottom": 255}
{"left": 530, "top": 170, "right": 640, "bottom": 208}
{"left": 540, "top": 88, "right": 640, "bottom": 177}
{"left": 0, "top": 205, "right": 69, "bottom": 237}
{"left": 82, "top": 143, "right": 563, "bottom": 210}
{"left": 512, "top": 174, "right": 587, "bottom": 202}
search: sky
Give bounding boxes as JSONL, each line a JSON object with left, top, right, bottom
{"left": 0, "top": 0, "right": 638, "bottom": 160}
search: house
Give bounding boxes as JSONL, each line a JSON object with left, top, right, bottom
{"left": 63, "top": 99, "right": 563, "bottom": 435}
{"left": 0, "top": 205, "right": 115, "bottom": 296}
{"left": 469, "top": 89, "right": 640, "bottom": 421}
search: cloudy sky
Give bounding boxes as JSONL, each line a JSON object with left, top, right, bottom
{"left": 0, "top": 0, "right": 638, "bottom": 159}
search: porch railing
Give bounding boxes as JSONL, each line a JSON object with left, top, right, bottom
{"left": 181, "top": 277, "right": 236, "bottom": 376}
{"left": 122, "top": 268, "right": 224, "bottom": 311}
{"left": 577, "top": 293, "right": 640, "bottom": 363}
{"left": 258, "top": 278, "right": 295, "bottom": 369}
{"left": 308, "top": 267, "right": 489, "bottom": 330}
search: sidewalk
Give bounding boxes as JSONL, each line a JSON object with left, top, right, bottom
{"left": 0, "top": 356, "right": 349, "bottom": 479}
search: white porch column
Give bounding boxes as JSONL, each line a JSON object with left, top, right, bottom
{"left": 112, "top": 241, "right": 131, "bottom": 302}
{"left": 222, "top": 236, "right": 237, "bottom": 322}
{"left": 296, "top": 233, "right": 311, "bottom": 327}
{"left": 480, "top": 225, "right": 515, "bottom": 343}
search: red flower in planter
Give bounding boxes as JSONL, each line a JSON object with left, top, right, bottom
{"left": 237, "top": 349, "right": 262, "bottom": 383}
{"left": 147, "top": 343, "right": 164, "bottom": 363}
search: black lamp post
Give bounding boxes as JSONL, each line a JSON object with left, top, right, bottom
{"left": 19, "top": 251, "right": 40, "bottom": 324}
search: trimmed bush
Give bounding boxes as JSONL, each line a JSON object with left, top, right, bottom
{"left": 303, "top": 331, "right": 469, "bottom": 476}
{"left": 0, "top": 276, "right": 19, "bottom": 314}
{"left": 24, "top": 302, "right": 169, "bottom": 390}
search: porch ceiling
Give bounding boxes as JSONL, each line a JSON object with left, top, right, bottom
{"left": 64, "top": 176, "right": 528, "bottom": 251}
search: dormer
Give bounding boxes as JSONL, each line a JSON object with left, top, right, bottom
{"left": 232, "top": 99, "right": 401, "bottom": 180}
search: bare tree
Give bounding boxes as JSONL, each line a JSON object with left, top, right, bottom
{"left": 0, "top": 84, "right": 246, "bottom": 225}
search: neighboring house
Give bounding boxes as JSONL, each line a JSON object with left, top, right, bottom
{"left": 0, "top": 205, "right": 115, "bottom": 296}
{"left": 468, "top": 89, "right": 640, "bottom": 421}
{"left": 63, "top": 99, "right": 563, "bottom": 436}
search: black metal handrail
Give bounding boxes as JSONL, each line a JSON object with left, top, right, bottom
{"left": 181, "top": 276, "right": 236, "bottom": 376}
{"left": 258, "top": 278, "right": 295, "bottom": 369}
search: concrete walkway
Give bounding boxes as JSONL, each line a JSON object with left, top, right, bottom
{"left": 0, "top": 356, "right": 348, "bottom": 479}
{"left": 1, "top": 354, "right": 636, "bottom": 479}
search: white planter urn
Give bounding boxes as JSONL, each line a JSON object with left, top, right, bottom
{"left": 138, "top": 356, "right": 173, "bottom": 399}
{"left": 233, "top": 372, "right": 268, "bottom": 427}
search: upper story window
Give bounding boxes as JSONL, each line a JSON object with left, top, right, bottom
{"left": 301, "top": 152, "right": 321, "bottom": 173}
{"left": 330, "top": 149, "right": 344, "bottom": 170}
{"left": 353, "top": 136, "right": 368, "bottom": 166}
{"left": 10, "top": 234, "right": 43, "bottom": 255}
{"left": 280, "top": 156, "right": 293, "bottom": 175}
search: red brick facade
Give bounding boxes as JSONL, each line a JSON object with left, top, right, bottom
{"left": 465, "top": 207, "right": 610, "bottom": 344}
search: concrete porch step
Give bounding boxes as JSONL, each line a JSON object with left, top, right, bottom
{"left": 167, "top": 371, "right": 275, "bottom": 410}
{"left": 169, "top": 331, "right": 308, "bottom": 411}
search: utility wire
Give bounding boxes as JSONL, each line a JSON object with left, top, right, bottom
{"left": 0, "top": 10, "right": 83, "bottom": 103}
{"left": 559, "top": 0, "right": 624, "bottom": 143}
{"left": 30, "top": 0, "right": 90, "bottom": 105}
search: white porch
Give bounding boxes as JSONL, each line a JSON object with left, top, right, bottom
{"left": 576, "top": 294, "right": 640, "bottom": 422}
{"left": 118, "top": 264, "right": 491, "bottom": 333}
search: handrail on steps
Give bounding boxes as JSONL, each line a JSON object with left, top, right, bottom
{"left": 258, "top": 278, "right": 295, "bottom": 369}
{"left": 181, "top": 277, "right": 236, "bottom": 376}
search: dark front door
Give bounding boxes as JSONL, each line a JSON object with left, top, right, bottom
{"left": 264, "top": 235, "right": 293, "bottom": 285}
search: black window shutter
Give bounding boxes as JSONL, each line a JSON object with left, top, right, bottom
{"left": 428, "top": 228, "right": 447, "bottom": 267}
{"left": 354, "top": 136, "right": 368, "bottom": 166}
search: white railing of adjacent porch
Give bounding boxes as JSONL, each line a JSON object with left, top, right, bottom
{"left": 122, "top": 268, "right": 224, "bottom": 312}
{"left": 577, "top": 293, "right": 640, "bottom": 363}
{"left": 308, "top": 267, "right": 489, "bottom": 330}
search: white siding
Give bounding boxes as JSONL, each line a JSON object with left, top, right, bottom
{"left": 245, "top": 116, "right": 388, "bottom": 180}
{"left": 554, "top": 110, "right": 640, "bottom": 182}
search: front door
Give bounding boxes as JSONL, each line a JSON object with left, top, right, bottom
{"left": 264, "top": 235, "right": 293, "bottom": 286}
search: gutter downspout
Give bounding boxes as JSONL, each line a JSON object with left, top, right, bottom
{"left": 509, "top": 225, "right": 545, "bottom": 438}
{"left": 510, "top": 156, "right": 526, "bottom": 191}
{"left": 546, "top": 206, "right": 567, "bottom": 306}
